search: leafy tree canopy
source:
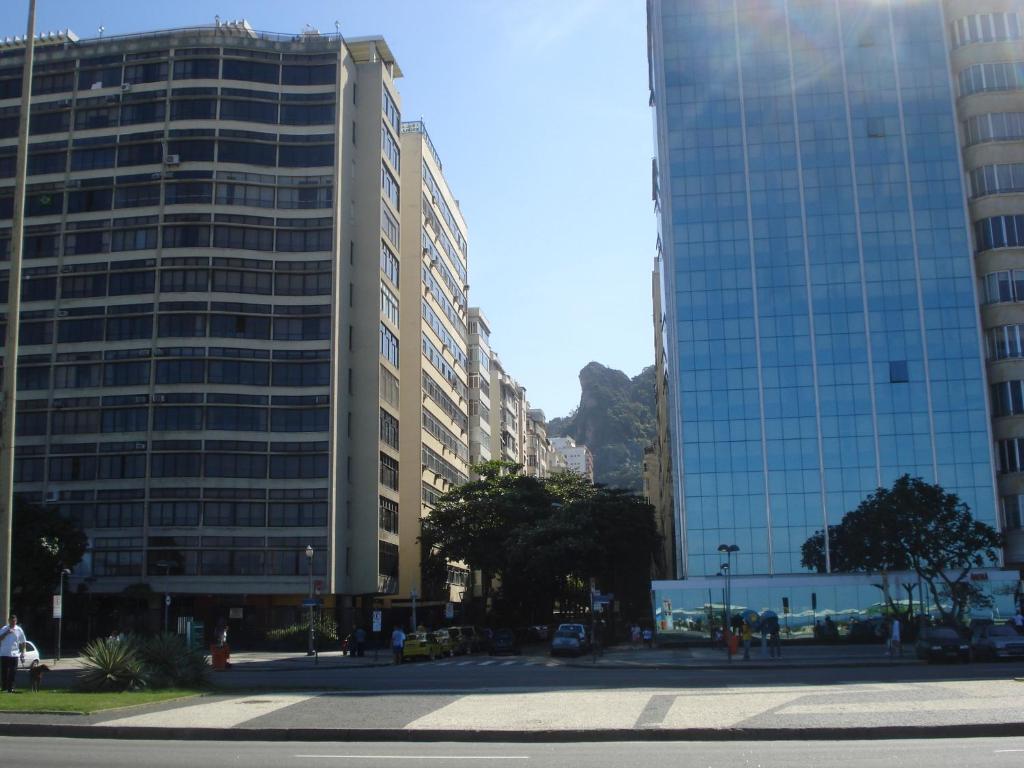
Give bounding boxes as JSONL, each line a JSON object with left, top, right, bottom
{"left": 421, "top": 463, "right": 660, "bottom": 625}
{"left": 800, "top": 475, "right": 1002, "bottom": 625}
{"left": 12, "top": 497, "right": 88, "bottom": 614}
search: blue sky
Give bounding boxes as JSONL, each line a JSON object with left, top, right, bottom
{"left": 7, "top": 0, "right": 654, "bottom": 420}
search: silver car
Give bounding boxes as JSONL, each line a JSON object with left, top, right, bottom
{"left": 971, "top": 624, "right": 1024, "bottom": 661}
{"left": 550, "top": 630, "right": 583, "bottom": 657}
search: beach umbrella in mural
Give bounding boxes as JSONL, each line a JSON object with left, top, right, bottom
{"left": 760, "top": 610, "right": 779, "bottom": 631}
{"left": 741, "top": 609, "right": 760, "bottom": 628}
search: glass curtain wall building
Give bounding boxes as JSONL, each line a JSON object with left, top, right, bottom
{"left": 648, "top": 0, "right": 1013, "bottom": 628}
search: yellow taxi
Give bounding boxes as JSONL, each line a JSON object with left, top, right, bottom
{"left": 402, "top": 631, "right": 441, "bottom": 661}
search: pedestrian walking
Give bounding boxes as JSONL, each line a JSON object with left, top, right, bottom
{"left": 642, "top": 626, "right": 653, "bottom": 648}
{"left": 741, "top": 622, "right": 752, "bottom": 660}
{"left": 390, "top": 625, "right": 406, "bottom": 665}
{"left": 630, "top": 623, "right": 641, "bottom": 649}
{"left": 0, "top": 615, "right": 26, "bottom": 693}
{"left": 888, "top": 616, "right": 902, "bottom": 658}
{"left": 1013, "top": 609, "right": 1024, "bottom": 629}
{"left": 354, "top": 626, "right": 367, "bottom": 657}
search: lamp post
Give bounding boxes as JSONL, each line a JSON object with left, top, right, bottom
{"left": 156, "top": 560, "right": 172, "bottom": 633}
{"left": 410, "top": 586, "right": 418, "bottom": 631}
{"left": 305, "top": 545, "right": 315, "bottom": 656}
{"left": 56, "top": 568, "right": 70, "bottom": 661}
{"left": 717, "top": 544, "right": 739, "bottom": 662}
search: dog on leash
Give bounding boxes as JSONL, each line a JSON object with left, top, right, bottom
{"left": 29, "top": 663, "right": 49, "bottom": 693}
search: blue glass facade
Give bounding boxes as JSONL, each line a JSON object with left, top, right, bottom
{"left": 650, "top": 0, "right": 997, "bottom": 579}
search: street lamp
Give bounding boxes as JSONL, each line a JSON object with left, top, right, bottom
{"left": 305, "top": 545, "right": 315, "bottom": 657}
{"left": 156, "top": 560, "right": 172, "bottom": 633}
{"left": 56, "top": 568, "right": 70, "bottom": 661}
{"left": 717, "top": 544, "right": 739, "bottom": 662}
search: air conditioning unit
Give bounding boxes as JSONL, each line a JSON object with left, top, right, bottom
{"left": 66, "top": 179, "right": 81, "bottom": 188}
{"left": 134, "top": 442, "right": 146, "bottom": 450}
{"left": 133, "top": 395, "right": 147, "bottom": 404}
{"left": 90, "top": 81, "right": 103, "bottom": 90}
{"left": 56, "top": 309, "right": 68, "bottom": 317}
{"left": 164, "top": 154, "right": 180, "bottom": 166}
{"left": 43, "top": 490, "right": 59, "bottom": 504}
{"left": 121, "top": 82, "right": 132, "bottom": 92}
{"left": 152, "top": 394, "right": 166, "bottom": 403}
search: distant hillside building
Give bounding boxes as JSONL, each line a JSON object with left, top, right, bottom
{"left": 550, "top": 436, "right": 594, "bottom": 483}
{"left": 525, "top": 407, "right": 555, "bottom": 479}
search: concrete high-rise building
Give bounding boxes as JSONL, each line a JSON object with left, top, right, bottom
{"left": 648, "top": 0, "right": 1021, "bottom": 632}
{"left": 946, "top": 1, "right": 1024, "bottom": 567}
{"left": 549, "top": 436, "right": 594, "bottom": 482}
{"left": 397, "top": 120, "right": 470, "bottom": 607}
{"left": 467, "top": 308, "right": 493, "bottom": 467}
{"left": 0, "top": 22, "right": 408, "bottom": 635}
{"left": 525, "top": 407, "right": 553, "bottom": 479}
{"left": 489, "top": 355, "right": 526, "bottom": 466}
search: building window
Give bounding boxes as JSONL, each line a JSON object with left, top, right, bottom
{"left": 379, "top": 453, "right": 399, "bottom": 491}
{"left": 959, "top": 62, "right": 1024, "bottom": 97}
{"left": 964, "top": 113, "right": 1024, "bottom": 146}
{"left": 380, "top": 323, "right": 399, "bottom": 368}
{"left": 380, "top": 408, "right": 399, "bottom": 449}
{"left": 992, "top": 380, "right": 1024, "bottom": 417}
{"left": 971, "top": 164, "right": 1024, "bottom": 198}
{"left": 1003, "top": 495, "right": 1024, "bottom": 530}
{"left": 997, "top": 438, "right": 1024, "bottom": 474}
{"left": 378, "top": 496, "right": 398, "bottom": 534}
{"left": 951, "top": 13, "right": 1022, "bottom": 48}
{"left": 380, "top": 282, "right": 399, "bottom": 325}
{"left": 975, "top": 216, "right": 1024, "bottom": 251}
{"left": 889, "top": 361, "right": 909, "bottom": 384}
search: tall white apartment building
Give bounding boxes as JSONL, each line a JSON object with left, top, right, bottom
{"left": 549, "top": 436, "right": 594, "bottom": 483}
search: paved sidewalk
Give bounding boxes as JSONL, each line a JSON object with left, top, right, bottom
{"left": 4, "top": 642, "right": 1014, "bottom": 743}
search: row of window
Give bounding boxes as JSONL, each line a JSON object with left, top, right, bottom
{"left": 379, "top": 452, "right": 399, "bottom": 491}
{"left": 991, "top": 380, "right": 1024, "bottom": 418}
{"left": 970, "top": 163, "right": 1024, "bottom": 198}
{"left": 963, "top": 112, "right": 1024, "bottom": 147}
{"left": 975, "top": 215, "right": 1024, "bottom": 252}
{"left": 0, "top": 139, "right": 336, "bottom": 178}
{"left": 1, "top": 179, "right": 332, "bottom": 217}
{"left": 420, "top": 160, "right": 467, "bottom": 267}
{"left": 422, "top": 409, "right": 469, "bottom": 461}
{"left": 422, "top": 444, "right": 468, "bottom": 487}
{"left": 380, "top": 282, "right": 399, "bottom": 326}
{"left": 423, "top": 370, "right": 468, "bottom": 432}
{"left": 421, "top": 259, "right": 467, "bottom": 339}
{"left": 380, "top": 324, "right": 399, "bottom": 368}
{"left": 983, "top": 270, "right": 1024, "bottom": 305}
{"left": 422, "top": 299, "right": 468, "bottom": 370}
{"left": 17, "top": 451, "right": 329, "bottom": 481}
{"left": 20, "top": 358, "right": 329, "bottom": 389}
{"left": 422, "top": 334, "right": 466, "bottom": 397}
{"left": 1003, "top": 495, "right": 1024, "bottom": 531}
{"left": 997, "top": 438, "right": 1024, "bottom": 474}
{"left": 94, "top": 548, "right": 329, "bottom": 578}
{"left": 422, "top": 228, "right": 468, "bottom": 316}
{"left": 378, "top": 495, "right": 398, "bottom": 534}
{"left": 958, "top": 62, "right": 1024, "bottom": 98}
{"left": 18, "top": 405, "right": 328, "bottom": 436}
{"left": 7, "top": 313, "right": 330, "bottom": 346}
{"left": 380, "top": 240, "right": 400, "bottom": 288}
{"left": 986, "top": 325, "right": 1024, "bottom": 361}
{"left": 379, "top": 408, "right": 399, "bottom": 450}
{"left": 381, "top": 122, "right": 400, "bottom": 172}
{"left": 55, "top": 499, "right": 328, "bottom": 529}
{"left": 951, "top": 13, "right": 1022, "bottom": 48}
{"left": 0, "top": 58, "right": 336, "bottom": 99}
{"left": 3, "top": 268, "right": 330, "bottom": 303}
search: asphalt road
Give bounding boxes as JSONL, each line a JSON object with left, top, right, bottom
{"left": 4, "top": 737, "right": 1024, "bottom": 767}
{"left": 204, "top": 652, "right": 1024, "bottom": 692}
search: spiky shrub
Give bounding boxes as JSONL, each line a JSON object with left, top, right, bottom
{"left": 136, "top": 633, "right": 209, "bottom": 688}
{"left": 76, "top": 637, "right": 148, "bottom": 692}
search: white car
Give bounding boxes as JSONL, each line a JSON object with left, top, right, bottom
{"left": 18, "top": 640, "right": 40, "bottom": 669}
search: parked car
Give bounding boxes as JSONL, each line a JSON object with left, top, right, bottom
{"left": 971, "top": 624, "right": 1024, "bottom": 661}
{"left": 846, "top": 618, "right": 885, "bottom": 644}
{"left": 489, "top": 628, "right": 521, "bottom": 655}
{"left": 402, "top": 632, "right": 441, "bottom": 661}
{"left": 915, "top": 627, "right": 970, "bottom": 663}
{"left": 431, "top": 628, "right": 457, "bottom": 658}
{"left": 556, "top": 623, "right": 589, "bottom": 650}
{"left": 550, "top": 629, "right": 584, "bottom": 657}
{"left": 453, "top": 626, "right": 483, "bottom": 654}
{"left": 18, "top": 640, "right": 40, "bottom": 670}
{"left": 525, "top": 625, "right": 550, "bottom": 642}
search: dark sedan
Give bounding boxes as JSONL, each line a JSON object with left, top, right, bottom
{"left": 915, "top": 627, "right": 970, "bottom": 663}
{"left": 488, "top": 628, "right": 521, "bottom": 656}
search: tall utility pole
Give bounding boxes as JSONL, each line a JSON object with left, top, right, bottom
{"left": 0, "top": 0, "right": 38, "bottom": 622}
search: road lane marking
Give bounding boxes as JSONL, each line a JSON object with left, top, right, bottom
{"left": 295, "top": 756, "right": 528, "bottom": 760}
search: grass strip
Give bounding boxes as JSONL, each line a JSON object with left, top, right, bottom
{"left": 0, "top": 689, "right": 201, "bottom": 714}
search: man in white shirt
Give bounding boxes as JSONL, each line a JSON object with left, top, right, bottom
{"left": 390, "top": 626, "right": 406, "bottom": 665}
{"left": 0, "top": 615, "right": 26, "bottom": 693}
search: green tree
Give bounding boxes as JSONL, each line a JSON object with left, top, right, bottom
{"left": 12, "top": 498, "right": 88, "bottom": 614}
{"left": 421, "top": 463, "right": 660, "bottom": 626}
{"left": 800, "top": 475, "right": 1002, "bottom": 626}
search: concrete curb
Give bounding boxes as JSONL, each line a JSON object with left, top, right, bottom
{"left": 561, "top": 659, "right": 925, "bottom": 672}
{"left": 3, "top": 722, "right": 1024, "bottom": 742}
